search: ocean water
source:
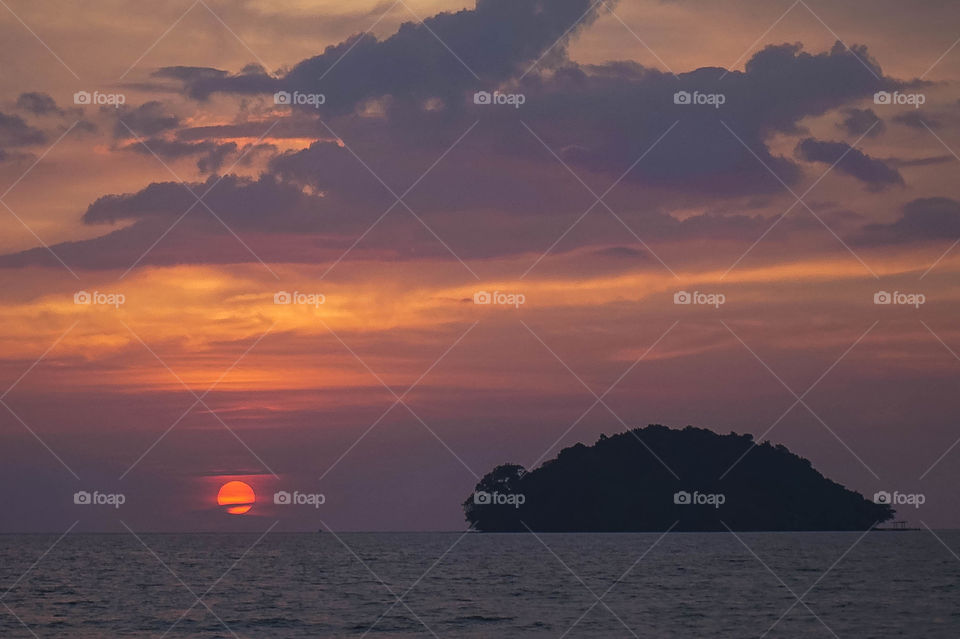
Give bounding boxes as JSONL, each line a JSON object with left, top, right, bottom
{"left": 1, "top": 531, "right": 957, "bottom": 638}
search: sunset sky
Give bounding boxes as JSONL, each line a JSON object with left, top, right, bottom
{"left": 1, "top": 0, "right": 959, "bottom": 531}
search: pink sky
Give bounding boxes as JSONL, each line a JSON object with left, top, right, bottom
{"left": 0, "top": 0, "right": 959, "bottom": 531}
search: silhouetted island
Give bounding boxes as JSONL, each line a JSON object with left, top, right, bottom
{"left": 464, "top": 425, "right": 894, "bottom": 532}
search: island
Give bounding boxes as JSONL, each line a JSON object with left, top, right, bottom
{"left": 463, "top": 425, "right": 894, "bottom": 532}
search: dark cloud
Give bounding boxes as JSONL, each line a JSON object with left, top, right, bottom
{"left": 152, "top": 0, "right": 894, "bottom": 197}
{"left": 175, "top": 119, "right": 324, "bottom": 142}
{"left": 268, "top": 140, "right": 397, "bottom": 208}
{"left": 795, "top": 138, "right": 903, "bottom": 190}
{"left": 592, "top": 246, "right": 649, "bottom": 259}
{"left": 853, "top": 197, "right": 960, "bottom": 245}
{"left": 733, "top": 42, "right": 885, "bottom": 132}
{"left": 0, "top": 111, "right": 46, "bottom": 148}
{"left": 265, "top": 41, "right": 893, "bottom": 200}
{"left": 166, "top": 0, "right": 614, "bottom": 108}
{"left": 112, "top": 101, "right": 180, "bottom": 139}
{"left": 0, "top": 164, "right": 825, "bottom": 272}
{"left": 0, "top": 216, "right": 266, "bottom": 269}
{"left": 836, "top": 107, "right": 884, "bottom": 137}
{"left": 121, "top": 138, "right": 211, "bottom": 162}
{"left": 118, "top": 138, "right": 271, "bottom": 174}
{"left": 118, "top": 81, "right": 195, "bottom": 95}
{"left": 152, "top": 66, "right": 229, "bottom": 84}
{"left": 16, "top": 92, "right": 63, "bottom": 116}
{"left": 892, "top": 109, "right": 939, "bottom": 129}
{"left": 196, "top": 143, "right": 240, "bottom": 174}
{"left": 885, "top": 154, "right": 953, "bottom": 168}
{"left": 82, "top": 174, "right": 325, "bottom": 231}
{"left": 0, "top": 1, "right": 911, "bottom": 269}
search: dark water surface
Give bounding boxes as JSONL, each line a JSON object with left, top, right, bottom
{"left": 1, "top": 531, "right": 957, "bottom": 637}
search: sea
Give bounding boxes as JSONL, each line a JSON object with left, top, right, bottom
{"left": 1, "top": 531, "right": 957, "bottom": 637}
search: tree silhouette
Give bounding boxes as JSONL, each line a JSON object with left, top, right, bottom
{"left": 464, "top": 425, "right": 895, "bottom": 532}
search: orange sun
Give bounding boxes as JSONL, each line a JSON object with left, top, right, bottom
{"left": 217, "top": 481, "right": 255, "bottom": 515}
